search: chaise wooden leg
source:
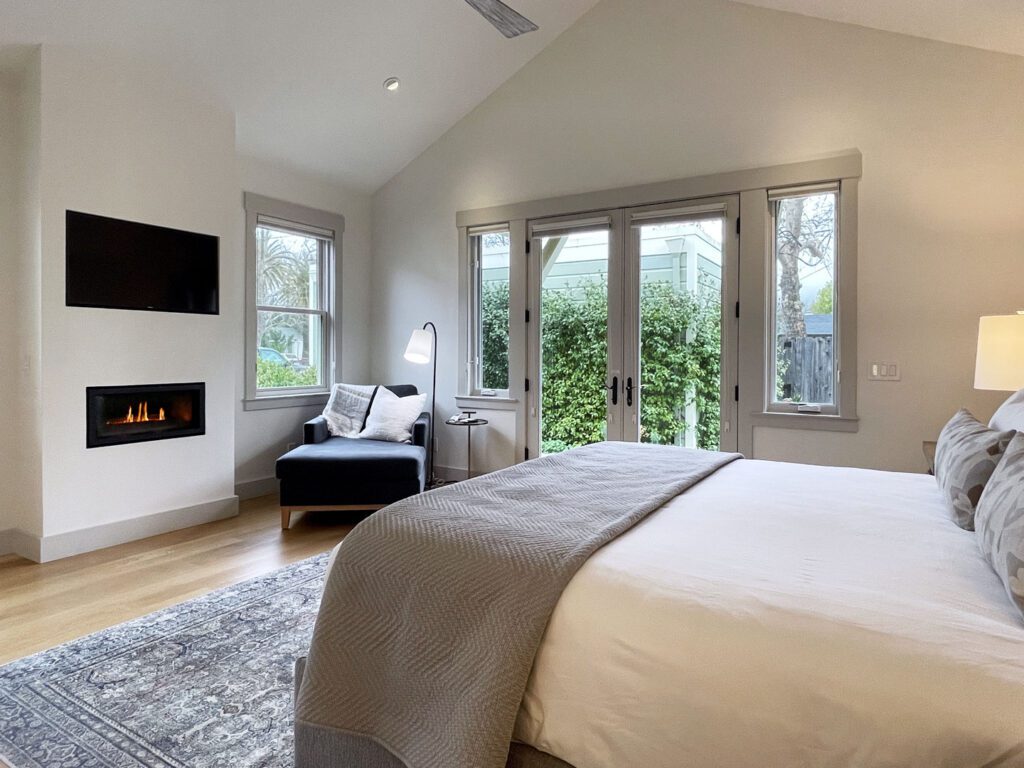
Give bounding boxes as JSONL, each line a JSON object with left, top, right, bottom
{"left": 281, "top": 508, "right": 291, "bottom": 530}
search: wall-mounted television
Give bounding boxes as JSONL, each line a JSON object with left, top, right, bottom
{"left": 65, "top": 210, "right": 219, "bottom": 315}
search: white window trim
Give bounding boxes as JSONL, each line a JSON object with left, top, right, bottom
{"left": 765, "top": 182, "right": 841, "bottom": 417}
{"left": 465, "top": 223, "right": 513, "bottom": 398}
{"left": 243, "top": 192, "right": 344, "bottom": 411}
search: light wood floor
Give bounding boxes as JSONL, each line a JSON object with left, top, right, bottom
{"left": 0, "top": 497, "right": 359, "bottom": 665}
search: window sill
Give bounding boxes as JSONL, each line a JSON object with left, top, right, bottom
{"left": 243, "top": 392, "right": 330, "bottom": 411}
{"left": 748, "top": 411, "right": 859, "bottom": 433}
{"left": 456, "top": 395, "right": 519, "bottom": 411}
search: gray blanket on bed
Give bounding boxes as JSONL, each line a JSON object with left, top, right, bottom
{"left": 294, "top": 441, "right": 740, "bottom": 768}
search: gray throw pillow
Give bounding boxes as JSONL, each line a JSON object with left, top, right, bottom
{"left": 934, "top": 409, "right": 1015, "bottom": 531}
{"left": 975, "top": 432, "right": 1024, "bottom": 621}
{"left": 990, "top": 388, "right": 1024, "bottom": 433}
{"left": 323, "top": 384, "right": 377, "bottom": 438}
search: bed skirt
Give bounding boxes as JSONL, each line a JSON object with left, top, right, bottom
{"left": 293, "top": 657, "right": 575, "bottom": 768}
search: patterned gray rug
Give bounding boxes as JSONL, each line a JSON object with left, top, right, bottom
{"left": 0, "top": 552, "right": 329, "bottom": 768}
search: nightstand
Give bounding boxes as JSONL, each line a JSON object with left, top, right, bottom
{"left": 922, "top": 441, "right": 937, "bottom": 475}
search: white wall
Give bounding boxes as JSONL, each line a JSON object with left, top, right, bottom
{"left": 0, "top": 50, "right": 43, "bottom": 545}
{"left": 233, "top": 156, "right": 373, "bottom": 491}
{"left": 370, "top": 0, "right": 1024, "bottom": 474}
{"left": 34, "top": 45, "right": 238, "bottom": 544}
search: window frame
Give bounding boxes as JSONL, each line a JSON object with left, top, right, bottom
{"left": 466, "top": 224, "right": 512, "bottom": 398}
{"left": 243, "top": 192, "right": 344, "bottom": 410}
{"left": 765, "top": 183, "right": 841, "bottom": 416}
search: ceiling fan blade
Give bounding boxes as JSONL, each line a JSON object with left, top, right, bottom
{"left": 464, "top": 0, "right": 539, "bottom": 38}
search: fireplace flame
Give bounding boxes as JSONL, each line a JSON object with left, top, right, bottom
{"left": 107, "top": 402, "right": 167, "bottom": 426}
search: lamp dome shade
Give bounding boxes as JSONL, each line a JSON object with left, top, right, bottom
{"left": 975, "top": 314, "right": 1024, "bottom": 391}
{"left": 404, "top": 328, "right": 434, "bottom": 364}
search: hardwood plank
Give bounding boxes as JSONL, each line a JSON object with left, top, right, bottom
{"left": 0, "top": 496, "right": 363, "bottom": 665}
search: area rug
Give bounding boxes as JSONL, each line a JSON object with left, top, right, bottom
{"left": 0, "top": 552, "right": 330, "bottom": 768}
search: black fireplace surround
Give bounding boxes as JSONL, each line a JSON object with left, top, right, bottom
{"left": 86, "top": 382, "right": 205, "bottom": 448}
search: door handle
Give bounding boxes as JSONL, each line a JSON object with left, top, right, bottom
{"left": 607, "top": 376, "right": 618, "bottom": 406}
{"left": 626, "top": 376, "right": 634, "bottom": 407}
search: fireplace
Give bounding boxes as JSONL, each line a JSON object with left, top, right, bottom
{"left": 86, "top": 383, "right": 205, "bottom": 448}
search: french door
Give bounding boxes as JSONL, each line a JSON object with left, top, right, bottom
{"left": 526, "top": 196, "right": 739, "bottom": 456}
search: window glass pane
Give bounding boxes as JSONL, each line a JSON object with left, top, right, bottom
{"left": 773, "top": 192, "right": 836, "bottom": 404}
{"left": 540, "top": 229, "right": 609, "bottom": 454}
{"left": 638, "top": 219, "right": 722, "bottom": 450}
{"left": 256, "top": 310, "right": 324, "bottom": 389}
{"left": 476, "top": 231, "right": 510, "bottom": 391}
{"left": 256, "top": 226, "right": 321, "bottom": 309}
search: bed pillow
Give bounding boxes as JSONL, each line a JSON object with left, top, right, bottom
{"left": 975, "top": 433, "right": 1024, "bottom": 621}
{"left": 323, "top": 384, "right": 377, "bottom": 438}
{"left": 358, "top": 387, "right": 427, "bottom": 443}
{"left": 934, "top": 409, "right": 1015, "bottom": 531}
{"left": 989, "top": 388, "right": 1024, "bottom": 433}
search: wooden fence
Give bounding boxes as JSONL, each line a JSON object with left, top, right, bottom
{"left": 777, "top": 335, "right": 833, "bottom": 404}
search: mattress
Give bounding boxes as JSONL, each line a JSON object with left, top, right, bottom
{"left": 513, "top": 459, "right": 1024, "bottom": 768}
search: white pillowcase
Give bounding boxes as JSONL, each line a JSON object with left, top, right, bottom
{"left": 989, "top": 388, "right": 1024, "bottom": 433}
{"left": 358, "top": 388, "right": 427, "bottom": 443}
{"left": 322, "top": 384, "right": 377, "bottom": 438}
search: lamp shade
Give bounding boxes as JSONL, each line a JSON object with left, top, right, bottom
{"left": 975, "top": 314, "right": 1024, "bottom": 391}
{"left": 404, "top": 328, "right": 434, "bottom": 364}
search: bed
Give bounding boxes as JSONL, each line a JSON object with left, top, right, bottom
{"left": 295, "top": 435, "right": 1024, "bottom": 767}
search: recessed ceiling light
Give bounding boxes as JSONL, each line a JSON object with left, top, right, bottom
{"left": 383, "top": 77, "right": 400, "bottom": 92}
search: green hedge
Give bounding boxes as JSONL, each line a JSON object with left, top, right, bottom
{"left": 481, "top": 279, "right": 721, "bottom": 451}
{"left": 256, "top": 358, "right": 319, "bottom": 389}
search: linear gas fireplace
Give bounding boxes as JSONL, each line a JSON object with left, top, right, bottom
{"left": 86, "top": 383, "right": 205, "bottom": 448}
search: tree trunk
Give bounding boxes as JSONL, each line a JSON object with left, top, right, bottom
{"left": 777, "top": 198, "right": 807, "bottom": 337}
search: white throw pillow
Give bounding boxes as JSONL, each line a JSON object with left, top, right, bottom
{"left": 359, "top": 388, "right": 427, "bottom": 443}
{"left": 990, "top": 388, "right": 1024, "bottom": 433}
{"left": 322, "top": 384, "right": 377, "bottom": 438}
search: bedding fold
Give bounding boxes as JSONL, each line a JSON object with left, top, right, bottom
{"left": 294, "top": 441, "right": 739, "bottom": 768}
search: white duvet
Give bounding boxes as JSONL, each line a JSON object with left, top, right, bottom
{"left": 513, "top": 459, "right": 1024, "bottom": 768}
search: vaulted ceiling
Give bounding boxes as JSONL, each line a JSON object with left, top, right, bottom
{"left": 0, "top": 0, "right": 599, "bottom": 191}
{"left": 1, "top": 0, "right": 1020, "bottom": 192}
{"left": 734, "top": 0, "right": 1024, "bottom": 59}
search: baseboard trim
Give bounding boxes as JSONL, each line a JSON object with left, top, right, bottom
{"left": 235, "top": 476, "right": 278, "bottom": 501}
{"left": 36, "top": 496, "right": 240, "bottom": 563}
{"left": 0, "top": 528, "right": 41, "bottom": 562}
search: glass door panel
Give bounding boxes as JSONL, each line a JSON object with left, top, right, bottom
{"left": 635, "top": 218, "right": 724, "bottom": 449}
{"left": 538, "top": 228, "right": 613, "bottom": 454}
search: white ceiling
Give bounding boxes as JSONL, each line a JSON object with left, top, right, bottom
{"left": 733, "top": 0, "right": 1024, "bottom": 59}
{"left": 0, "top": 0, "right": 598, "bottom": 191}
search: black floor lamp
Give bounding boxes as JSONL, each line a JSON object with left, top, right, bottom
{"left": 404, "top": 321, "right": 437, "bottom": 484}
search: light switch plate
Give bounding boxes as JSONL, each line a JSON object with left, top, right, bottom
{"left": 868, "top": 362, "right": 901, "bottom": 381}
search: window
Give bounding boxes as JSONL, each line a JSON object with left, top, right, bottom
{"left": 244, "top": 193, "right": 343, "bottom": 408}
{"left": 469, "top": 226, "right": 511, "bottom": 395}
{"left": 768, "top": 184, "right": 839, "bottom": 414}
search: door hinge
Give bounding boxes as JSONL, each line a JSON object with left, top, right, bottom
{"left": 525, "top": 309, "right": 530, "bottom": 323}
{"left": 525, "top": 378, "right": 530, "bottom": 392}
{"left": 735, "top": 301, "right": 740, "bottom": 319}
{"left": 734, "top": 385, "right": 739, "bottom": 402}
{"left": 525, "top": 446, "right": 530, "bottom": 460}
{"left": 525, "top": 240, "right": 531, "bottom": 254}
{"left": 735, "top": 218, "right": 741, "bottom": 235}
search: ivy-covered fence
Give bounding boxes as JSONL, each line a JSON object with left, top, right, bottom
{"left": 481, "top": 280, "right": 721, "bottom": 452}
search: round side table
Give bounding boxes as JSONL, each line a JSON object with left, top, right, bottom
{"left": 445, "top": 415, "right": 488, "bottom": 480}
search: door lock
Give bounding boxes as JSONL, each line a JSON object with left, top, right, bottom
{"left": 626, "top": 376, "right": 634, "bottom": 407}
{"left": 606, "top": 376, "right": 618, "bottom": 406}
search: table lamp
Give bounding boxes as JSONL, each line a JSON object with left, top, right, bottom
{"left": 975, "top": 313, "right": 1024, "bottom": 391}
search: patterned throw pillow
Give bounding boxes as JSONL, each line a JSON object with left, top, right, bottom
{"left": 934, "top": 409, "right": 1015, "bottom": 531}
{"left": 975, "top": 433, "right": 1024, "bottom": 621}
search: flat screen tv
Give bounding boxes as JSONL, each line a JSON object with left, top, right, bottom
{"left": 66, "top": 210, "right": 219, "bottom": 314}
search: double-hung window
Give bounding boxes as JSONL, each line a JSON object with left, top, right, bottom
{"left": 244, "top": 193, "right": 343, "bottom": 409}
{"left": 468, "top": 225, "right": 511, "bottom": 395}
{"left": 767, "top": 183, "right": 841, "bottom": 415}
